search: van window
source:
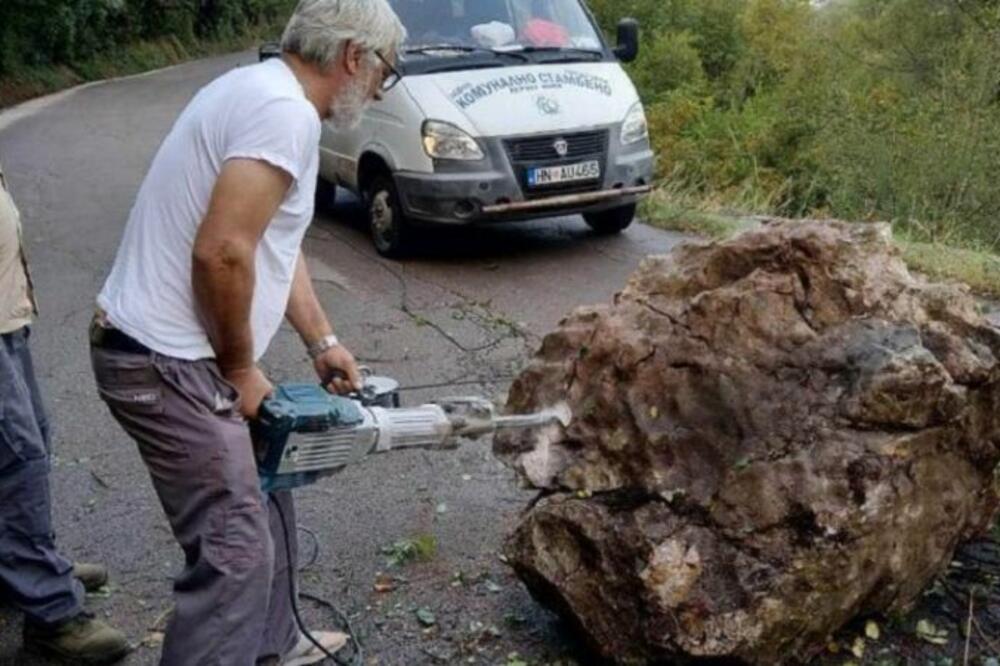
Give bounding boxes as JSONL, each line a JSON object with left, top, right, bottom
{"left": 390, "top": 0, "right": 603, "bottom": 51}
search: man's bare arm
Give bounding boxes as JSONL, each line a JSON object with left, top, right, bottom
{"left": 286, "top": 253, "right": 334, "bottom": 346}
{"left": 192, "top": 159, "right": 291, "bottom": 412}
{"left": 287, "top": 252, "right": 363, "bottom": 393}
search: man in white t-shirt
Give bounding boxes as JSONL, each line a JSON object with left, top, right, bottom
{"left": 90, "top": 1, "right": 405, "bottom": 664}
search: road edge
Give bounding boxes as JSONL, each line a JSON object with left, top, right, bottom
{"left": 0, "top": 51, "right": 253, "bottom": 134}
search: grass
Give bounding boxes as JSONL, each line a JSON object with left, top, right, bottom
{"left": 640, "top": 190, "right": 750, "bottom": 240}
{"left": 641, "top": 188, "right": 1000, "bottom": 298}
{"left": 897, "top": 240, "right": 1000, "bottom": 299}
{"left": 0, "top": 23, "right": 284, "bottom": 110}
{"left": 381, "top": 534, "right": 438, "bottom": 568}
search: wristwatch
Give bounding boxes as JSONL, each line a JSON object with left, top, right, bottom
{"left": 307, "top": 333, "right": 341, "bottom": 360}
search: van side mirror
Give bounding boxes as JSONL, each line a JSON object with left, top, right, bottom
{"left": 613, "top": 18, "right": 640, "bottom": 63}
{"left": 259, "top": 42, "right": 281, "bottom": 63}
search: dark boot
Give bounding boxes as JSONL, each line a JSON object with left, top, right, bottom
{"left": 23, "top": 611, "right": 130, "bottom": 665}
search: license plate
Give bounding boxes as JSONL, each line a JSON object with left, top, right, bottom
{"left": 527, "top": 161, "right": 601, "bottom": 187}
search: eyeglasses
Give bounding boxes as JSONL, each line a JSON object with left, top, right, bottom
{"left": 374, "top": 50, "right": 402, "bottom": 92}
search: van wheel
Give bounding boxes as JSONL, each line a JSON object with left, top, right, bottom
{"left": 315, "top": 176, "right": 337, "bottom": 212}
{"left": 584, "top": 204, "right": 637, "bottom": 234}
{"left": 367, "top": 175, "right": 412, "bottom": 258}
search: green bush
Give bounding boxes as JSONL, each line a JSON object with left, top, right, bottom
{"left": 0, "top": 0, "right": 295, "bottom": 77}
{"left": 591, "top": 0, "right": 1000, "bottom": 252}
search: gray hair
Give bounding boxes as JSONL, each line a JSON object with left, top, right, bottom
{"left": 281, "top": 0, "right": 406, "bottom": 71}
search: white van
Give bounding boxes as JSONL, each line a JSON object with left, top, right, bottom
{"left": 266, "top": 0, "right": 654, "bottom": 257}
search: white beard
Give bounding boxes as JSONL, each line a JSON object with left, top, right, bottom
{"left": 329, "top": 73, "right": 371, "bottom": 130}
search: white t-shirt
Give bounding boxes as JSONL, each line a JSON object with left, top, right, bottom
{"left": 98, "top": 59, "right": 321, "bottom": 361}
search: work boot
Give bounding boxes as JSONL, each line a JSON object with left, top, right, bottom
{"left": 280, "top": 631, "right": 349, "bottom": 666}
{"left": 23, "top": 611, "right": 130, "bottom": 665}
{"left": 73, "top": 562, "right": 109, "bottom": 592}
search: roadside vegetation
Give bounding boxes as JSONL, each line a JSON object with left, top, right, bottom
{"left": 1, "top": 0, "right": 997, "bottom": 293}
{"left": 0, "top": 0, "right": 296, "bottom": 107}
{"left": 589, "top": 0, "right": 1000, "bottom": 293}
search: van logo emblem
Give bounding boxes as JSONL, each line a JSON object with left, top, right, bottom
{"left": 553, "top": 139, "right": 570, "bottom": 157}
{"left": 536, "top": 95, "right": 561, "bottom": 116}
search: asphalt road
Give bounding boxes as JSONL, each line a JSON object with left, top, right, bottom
{"left": 0, "top": 52, "right": 687, "bottom": 665}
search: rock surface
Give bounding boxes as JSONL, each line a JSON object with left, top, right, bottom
{"left": 495, "top": 220, "right": 1000, "bottom": 664}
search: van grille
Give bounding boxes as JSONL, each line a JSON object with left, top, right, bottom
{"left": 504, "top": 130, "right": 608, "bottom": 162}
{"left": 503, "top": 130, "right": 609, "bottom": 199}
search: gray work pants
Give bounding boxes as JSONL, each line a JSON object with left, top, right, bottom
{"left": 0, "top": 326, "right": 84, "bottom": 625}
{"left": 90, "top": 345, "right": 299, "bottom": 665}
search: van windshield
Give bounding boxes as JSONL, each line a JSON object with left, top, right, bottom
{"left": 389, "top": 0, "right": 605, "bottom": 55}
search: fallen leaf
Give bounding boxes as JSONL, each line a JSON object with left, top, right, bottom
{"left": 415, "top": 608, "right": 436, "bottom": 627}
{"left": 142, "top": 631, "right": 164, "bottom": 648}
{"left": 850, "top": 636, "right": 865, "bottom": 658}
{"left": 435, "top": 503, "right": 448, "bottom": 515}
{"left": 865, "top": 620, "right": 880, "bottom": 640}
{"left": 485, "top": 580, "right": 502, "bottom": 593}
{"left": 915, "top": 618, "right": 949, "bottom": 645}
{"left": 373, "top": 574, "right": 395, "bottom": 593}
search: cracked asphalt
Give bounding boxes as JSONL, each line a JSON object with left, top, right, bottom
{"left": 0, "top": 51, "right": 688, "bottom": 665}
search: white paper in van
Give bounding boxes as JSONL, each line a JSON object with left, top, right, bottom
{"left": 471, "top": 22, "right": 516, "bottom": 48}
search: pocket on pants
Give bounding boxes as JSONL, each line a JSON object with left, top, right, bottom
{"left": 0, "top": 373, "right": 45, "bottom": 473}
{"left": 204, "top": 497, "right": 269, "bottom": 575}
{"left": 92, "top": 350, "right": 164, "bottom": 415}
{"left": 97, "top": 385, "right": 165, "bottom": 415}
{"left": 156, "top": 359, "right": 241, "bottom": 420}
{"left": 0, "top": 402, "right": 24, "bottom": 472}
{"left": 203, "top": 363, "right": 242, "bottom": 418}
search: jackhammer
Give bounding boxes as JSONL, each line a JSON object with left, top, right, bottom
{"left": 252, "top": 372, "right": 564, "bottom": 492}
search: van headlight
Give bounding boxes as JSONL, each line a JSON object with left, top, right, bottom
{"left": 621, "top": 102, "right": 649, "bottom": 145}
{"left": 422, "top": 120, "right": 485, "bottom": 161}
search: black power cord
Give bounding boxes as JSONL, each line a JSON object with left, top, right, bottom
{"left": 297, "top": 525, "right": 321, "bottom": 572}
{"left": 265, "top": 373, "right": 516, "bottom": 664}
{"left": 273, "top": 498, "right": 364, "bottom": 666}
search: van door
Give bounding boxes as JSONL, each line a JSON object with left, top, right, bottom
{"left": 320, "top": 119, "right": 372, "bottom": 191}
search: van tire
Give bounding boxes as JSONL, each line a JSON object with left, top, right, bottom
{"left": 315, "top": 176, "right": 337, "bottom": 212}
{"left": 366, "top": 175, "right": 412, "bottom": 258}
{"left": 584, "top": 204, "right": 637, "bottom": 234}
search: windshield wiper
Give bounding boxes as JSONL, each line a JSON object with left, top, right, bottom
{"left": 405, "top": 44, "right": 530, "bottom": 62}
{"left": 517, "top": 46, "right": 604, "bottom": 61}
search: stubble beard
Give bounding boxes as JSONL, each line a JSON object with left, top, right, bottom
{"left": 329, "top": 70, "right": 373, "bottom": 130}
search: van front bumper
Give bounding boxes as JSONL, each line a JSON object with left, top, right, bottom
{"left": 393, "top": 128, "right": 655, "bottom": 225}
{"left": 480, "top": 184, "right": 652, "bottom": 215}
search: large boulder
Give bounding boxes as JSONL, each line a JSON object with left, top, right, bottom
{"left": 495, "top": 220, "right": 1000, "bottom": 664}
